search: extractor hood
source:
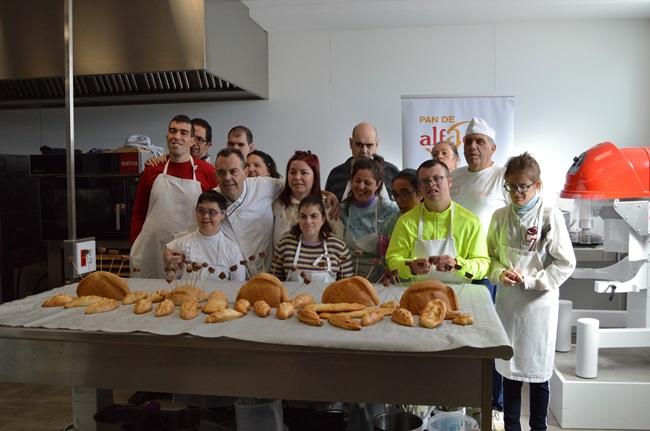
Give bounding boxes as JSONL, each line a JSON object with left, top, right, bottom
{"left": 0, "top": 0, "right": 268, "bottom": 108}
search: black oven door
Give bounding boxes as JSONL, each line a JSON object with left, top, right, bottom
{"left": 40, "top": 176, "right": 137, "bottom": 240}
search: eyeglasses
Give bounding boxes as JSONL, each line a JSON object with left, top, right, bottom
{"left": 194, "top": 137, "right": 210, "bottom": 144}
{"left": 419, "top": 176, "right": 448, "bottom": 186}
{"left": 195, "top": 207, "right": 224, "bottom": 218}
{"left": 392, "top": 188, "right": 416, "bottom": 200}
{"left": 504, "top": 182, "right": 535, "bottom": 193}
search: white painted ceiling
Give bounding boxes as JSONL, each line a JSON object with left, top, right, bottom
{"left": 243, "top": 0, "right": 650, "bottom": 32}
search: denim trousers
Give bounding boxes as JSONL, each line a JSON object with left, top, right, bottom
{"left": 502, "top": 377, "right": 550, "bottom": 431}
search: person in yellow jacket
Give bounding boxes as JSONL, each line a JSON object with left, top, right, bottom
{"left": 386, "top": 159, "right": 489, "bottom": 282}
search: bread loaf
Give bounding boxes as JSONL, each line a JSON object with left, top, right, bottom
{"left": 237, "top": 273, "right": 288, "bottom": 307}
{"left": 399, "top": 280, "right": 459, "bottom": 315}
{"left": 76, "top": 271, "right": 130, "bottom": 300}
{"left": 322, "top": 276, "right": 380, "bottom": 306}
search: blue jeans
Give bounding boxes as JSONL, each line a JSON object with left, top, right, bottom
{"left": 503, "top": 378, "right": 550, "bottom": 431}
{"left": 471, "top": 278, "right": 503, "bottom": 411}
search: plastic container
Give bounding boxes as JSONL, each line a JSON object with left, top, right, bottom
{"left": 234, "top": 398, "right": 285, "bottom": 431}
{"left": 373, "top": 411, "right": 423, "bottom": 431}
{"left": 426, "top": 413, "right": 479, "bottom": 431}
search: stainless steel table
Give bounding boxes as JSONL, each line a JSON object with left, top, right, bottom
{"left": 0, "top": 325, "right": 511, "bottom": 430}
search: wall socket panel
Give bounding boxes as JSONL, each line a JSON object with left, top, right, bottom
{"left": 64, "top": 237, "right": 96, "bottom": 279}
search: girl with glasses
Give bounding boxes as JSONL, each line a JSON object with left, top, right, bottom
{"left": 486, "top": 152, "right": 576, "bottom": 431}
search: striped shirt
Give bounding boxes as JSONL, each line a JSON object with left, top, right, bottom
{"left": 272, "top": 234, "right": 354, "bottom": 281}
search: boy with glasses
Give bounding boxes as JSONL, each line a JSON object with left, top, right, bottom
{"left": 163, "top": 190, "right": 246, "bottom": 281}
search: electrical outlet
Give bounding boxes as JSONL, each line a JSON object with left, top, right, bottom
{"left": 64, "top": 237, "right": 96, "bottom": 279}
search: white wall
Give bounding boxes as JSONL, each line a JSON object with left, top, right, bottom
{"left": 1, "top": 19, "right": 648, "bottom": 201}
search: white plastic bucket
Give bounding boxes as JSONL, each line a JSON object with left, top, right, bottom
{"left": 426, "top": 413, "right": 478, "bottom": 431}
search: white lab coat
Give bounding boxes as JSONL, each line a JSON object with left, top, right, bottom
{"left": 218, "top": 177, "right": 284, "bottom": 275}
{"left": 487, "top": 200, "right": 576, "bottom": 382}
{"left": 451, "top": 164, "right": 509, "bottom": 230}
{"left": 165, "top": 230, "right": 246, "bottom": 281}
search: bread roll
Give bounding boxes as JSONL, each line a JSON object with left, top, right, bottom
{"left": 452, "top": 313, "right": 474, "bottom": 326}
{"left": 150, "top": 290, "right": 168, "bottom": 303}
{"left": 122, "top": 291, "right": 149, "bottom": 305}
{"left": 237, "top": 273, "right": 289, "bottom": 307}
{"left": 297, "top": 309, "right": 322, "bottom": 326}
{"left": 328, "top": 314, "right": 361, "bottom": 331}
{"left": 276, "top": 302, "right": 295, "bottom": 320}
{"left": 180, "top": 300, "right": 200, "bottom": 320}
{"left": 85, "top": 298, "right": 119, "bottom": 314}
{"left": 205, "top": 308, "right": 243, "bottom": 323}
{"left": 322, "top": 276, "right": 380, "bottom": 306}
{"left": 42, "top": 294, "right": 74, "bottom": 307}
{"left": 291, "top": 293, "right": 314, "bottom": 309}
{"left": 76, "top": 271, "right": 130, "bottom": 300}
{"left": 399, "top": 280, "right": 459, "bottom": 315}
{"left": 155, "top": 299, "right": 175, "bottom": 317}
{"left": 391, "top": 308, "right": 414, "bottom": 327}
{"left": 203, "top": 296, "right": 228, "bottom": 314}
{"left": 361, "top": 310, "right": 384, "bottom": 327}
{"left": 234, "top": 299, "right": 251, "bottom": 314}
{"left": 420, "top": 299, "right": 446, "bottom": 329}
{"left": 133, "top": 298, "right": 152, "bottom": 314}
{"left": 254, "top": 300, "right": 271, "bottom": 317}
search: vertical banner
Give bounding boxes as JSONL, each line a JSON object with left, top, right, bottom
{"left": 401, "top": 96, "right": 515, "bottom": 169}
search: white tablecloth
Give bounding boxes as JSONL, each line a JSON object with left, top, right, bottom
{"left": 0, "top": 279, "right": 511, "bottom": 353}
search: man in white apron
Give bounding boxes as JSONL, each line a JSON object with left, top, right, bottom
{"left": 129, "top": 115, "right": 217, "bottom": 278}
{"left": 385, "top": 159, "right": 489, "bottom": 283}
{"left": 214, "top": 148, "right": 284, "bottom": 276}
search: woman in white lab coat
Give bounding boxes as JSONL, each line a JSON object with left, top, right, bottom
{"left": 487, "top": 152, "right": 576, "bottom": 431}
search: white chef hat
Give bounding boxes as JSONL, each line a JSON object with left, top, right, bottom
{"left": 464, "top": 118, "right": 495, "bottom": 142}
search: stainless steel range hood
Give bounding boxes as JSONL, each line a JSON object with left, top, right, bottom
{"left": 0, "top": 0, "right": 268, "bottom": 108}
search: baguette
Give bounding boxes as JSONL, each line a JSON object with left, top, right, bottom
{"left": 304, "top": 303, "right": 366, "bottom": 313}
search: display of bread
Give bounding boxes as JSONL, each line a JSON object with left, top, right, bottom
{"left": 237, "top": 273, "right": 289, "bottom": 307}
{"left": 420, "top": 299, "right": 447, "bottom": 329}
{"left": 76, "top": 271, "right": 130, "bottom": 300}
{"left": 85, "top": 298, "right": 119, "bottom": 314}
{"left": 42, "top": 294, "right": 74, "bottom": 307}
{"left": 391, "top": 308, "right": 415, "bottom": 327}
{"left": 65, "top": 295, "right": 103, "bottom": 308}
{"left": 399, "top": 279, "right": 459, "bottom": 315}
{"left": 321, "top": 276, "right": 380, "bottom": 306}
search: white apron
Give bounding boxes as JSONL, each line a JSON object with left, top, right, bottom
{"left": 495, "top": 203, "right": 558, "bottom": 382}
{"left": 344, "top": 200, "right": 380, "bottom": 280}
{"left": 287, "top": 236, "right": 337, "bottom": 283}
{"left": 130, "top": 160, "right": 203, "bottom": 278}
{"left": 413, "top": 204, "right": 466, "bottom": 284}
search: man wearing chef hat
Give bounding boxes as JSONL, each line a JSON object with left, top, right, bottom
{"left": 450, "top": 117, "right": 509, "bottom": 428}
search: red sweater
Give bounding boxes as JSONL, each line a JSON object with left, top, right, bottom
{"left": 129, "top": 159, "right": 217, "bottom": 243}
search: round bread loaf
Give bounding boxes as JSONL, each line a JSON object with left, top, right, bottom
{"left": 76, "top": 271, "right": 130, "bottom": 300}
{"left": 236, "top": 273, "right": 288, "bottom": 307}
{"left": 399, "top": 279, "right": 459, "bottom": 315}
{"left": 322, "top": 276, "right": 380, "bottom": 306}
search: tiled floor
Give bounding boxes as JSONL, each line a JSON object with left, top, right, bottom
{"left": 0, "top": 382, "right": 644, "bottom": 430}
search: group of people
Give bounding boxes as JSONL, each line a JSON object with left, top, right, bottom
{"left": 128, "top": 114, "right": 576, "bottom": 431}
